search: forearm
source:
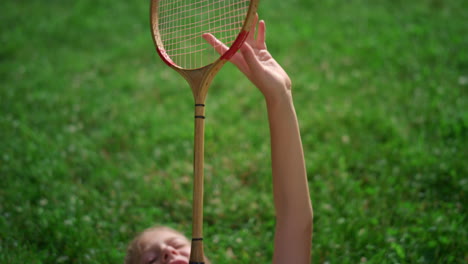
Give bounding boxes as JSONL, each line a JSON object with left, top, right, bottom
{"left": 267, "top": 93, "right": 312, "bottom": 220}
{"left": 267, "top": 93, "right": 313, "bottom": 263}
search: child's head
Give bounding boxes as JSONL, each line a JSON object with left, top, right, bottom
{"left": 125, "top": 226, "right": 211, "bottom": 264}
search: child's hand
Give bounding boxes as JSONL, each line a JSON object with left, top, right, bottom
{"left": 202, "top": 15, "right": 292, "bottom": 104}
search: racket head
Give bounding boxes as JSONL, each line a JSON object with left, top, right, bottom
{"left": 150, "top": 0, "right": 259, "bottom": 70}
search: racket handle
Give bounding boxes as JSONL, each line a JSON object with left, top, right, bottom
{"left": 191, "top": 104, "right": 206, "bottom": 263}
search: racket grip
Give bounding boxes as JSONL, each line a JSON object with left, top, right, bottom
{"left": 191, "top": 104, "right": 206, "bottom": 264}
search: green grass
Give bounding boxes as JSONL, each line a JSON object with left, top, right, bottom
{"left": 1, "top": 0, "right": 467, "bottom": 263}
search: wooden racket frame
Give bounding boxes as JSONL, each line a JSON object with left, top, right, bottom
{"left": 150, "top": 1, "right": 259, "bottom": 263}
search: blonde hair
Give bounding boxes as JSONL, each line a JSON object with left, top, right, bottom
{"left": 124, "top": 226, "right": 211, "bottom": 264}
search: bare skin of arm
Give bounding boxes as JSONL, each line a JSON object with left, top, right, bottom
{"left": 203, "top": 16, "right": 313, "bottom": 264}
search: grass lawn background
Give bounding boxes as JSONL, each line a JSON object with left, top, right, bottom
{"left": 1, "top": 0, "right": 467, "bottom": 263}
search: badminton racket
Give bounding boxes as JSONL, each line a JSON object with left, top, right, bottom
{"left": 150, "top": 0, "right": 259, "bottom": 263}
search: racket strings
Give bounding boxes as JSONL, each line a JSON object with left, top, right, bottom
{"left": 158, "top": 0, "right": 250, "bottom": 69}
{"left": 158, "top": 1, "right": 244, "bottom": 26}
{"left": 163, "top": 33, "right": 240, "bottom": 57}
{"left": 159, "top": 7, "right": 248, "bottom": 35}
{"left": 161, "top": 19, "right": 247, "bottom": 45}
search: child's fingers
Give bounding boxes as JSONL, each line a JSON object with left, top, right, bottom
{"left": 257, "top": 20, "right": 267, "bottom": 49}
{"left": 240, "top": 42, "right": 262, "bottom": 72}
{"left": 203, "top": 33, "right": 249, "bottom": 72}
{"left": 202, "top": 33, "right": 228, "bottom": 54}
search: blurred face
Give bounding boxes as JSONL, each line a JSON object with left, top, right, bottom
{"left": 137, "top": 228, "right": 191, "bottom": 264}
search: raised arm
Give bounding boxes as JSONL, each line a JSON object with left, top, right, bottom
{"left": 203, "top": 17, "right": 313, "bottom": 263}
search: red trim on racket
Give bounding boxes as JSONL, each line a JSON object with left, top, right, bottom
{"left": 157, "top": 47, "right": 176, "bottom": 67}
{"left": 221, "top": 30, "right": 249, "bottom": 61}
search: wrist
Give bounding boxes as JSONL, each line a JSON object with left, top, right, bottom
{"left": 265, "top": 89, "right": 294, "bottom": 110}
